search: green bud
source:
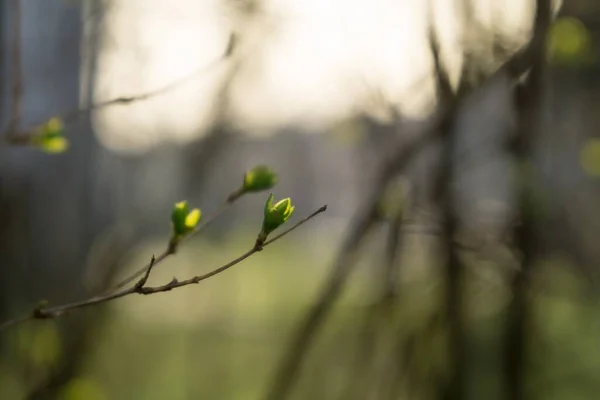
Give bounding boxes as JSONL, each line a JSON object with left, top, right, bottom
{"left": 31, "top": 118, "right": 69, "bottom": 153}
{"left": 258, "top": 193, "right": 295, "bottom": 244}
{"left": 171, "top": 201, "right": 202, "bottom": 238}
{"left": 36, "top": 299, "right": 49, "bottom": 310}
{"left": 243, "top": 165, "right": 278, "bottom": 193}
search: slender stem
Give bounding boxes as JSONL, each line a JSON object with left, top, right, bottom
{"left": 135, "top": 255, "right": 157, "bottom": 289}
{"left": 109, "top": 187, "right": 245, "bottom": 292}
{"left": 110, "top": 250, "right": 171, "bottom": 292}
{"left": 0, "top": 313, "right": 30, "bottom": 331}
{"left": 3, "top": 32, "right": 235, "bottom": 141}
{"left": 0, "top": 205, "right": 327, "bottom": 331}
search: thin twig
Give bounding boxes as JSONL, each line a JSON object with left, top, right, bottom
{"left": 264, "top": 6, "right": 550, "bottom": 398}
{"left": 503, "top": 2, "right": 551, "bottom": 400}
{"left": 427, "top": 6, "right": 469, "bottom": 398}
{"left": 264, "top": 122, "right": 433, "bottom": 400}
{"left": 109, "top": 186, "right": 246, "bottom": 292}
{"left": 0, "top": 314, "right": 30, "bottom": 332}
{"left": 4, "top": 32, "right": 236, "bottom": 143}
{"left": 134, "top": 255, "right": 156, "bottom": 290}
{"left": 340, "top": 213, "right": 404, "bottom": 400}
{"left": 0, "top": 205, "right": 327, "bottom": 331}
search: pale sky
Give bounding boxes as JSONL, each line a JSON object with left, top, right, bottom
{"left": 84, "top": 0, "right": 552, "bottom": 153}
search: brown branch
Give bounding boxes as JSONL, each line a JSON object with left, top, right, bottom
{"left": 0, "top": 205, "right": 327, "bottom": 331}
{"left": 109, "top": 185, "right": 246, "bottom": 292}
{"left": 263, "top": 118, "right": 442, "bottom": 400}
{"left": 4, "top": 32, "right": 236, "bottom": 144}
{"left": 264, "top": 196, "right": 377, "bottom": 400}
{"left": 134, "top": 254, "right": 156, "bottom": 290}
{"left": 62, "top": 32, "right": 235, "bottom": 123}
{"left": 427, "top": 7, "right": 469, "bottom": 398}
{"left": 264, "top": 4, "right": 550, "bottom": 398}
{"left": 340, "top": 213, "right": 404, "bottom": 400}
{"left": 503, "top": 1, "right": 551, "bottom": 400}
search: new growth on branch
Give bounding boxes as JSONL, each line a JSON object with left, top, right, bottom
{"left": 0, "top": 165, "right": 327, "bottom": 331}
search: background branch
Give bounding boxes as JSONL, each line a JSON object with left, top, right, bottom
{"left": 264, "top": 3, "right": 554, "bottom": 397}
{"left": 3, "top": 32, "right": 236, "bottom": 144}
{"left": 503, "top": 1, "right": 552, "bottom": 400}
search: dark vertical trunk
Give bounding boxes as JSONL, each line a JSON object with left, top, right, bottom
{"left": 503, "top": 2, "right": 551, "bottom": 399}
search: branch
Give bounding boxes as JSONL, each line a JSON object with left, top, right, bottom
{"left": 503, "top": 1, "right": 551, "bottom": 399}
{"left": 108, "top": 185, "right": 246, "bottom": 292}
{"left": 3, "top": 32, "right": 236, "bottom": 144}
{"left": 0, "top": 205, "right": 327, "bottom": 331}
{"left": 339, "top": 213, "right": 404, "bottom": 399}
{"left": 134, "top": 254, "right": 156, "bottom": 290}
{"left": 264, "top": 5, "right": 552, "bottom": 397}
{"left": 263, "top": 121, "right": 434, "bottom": 400}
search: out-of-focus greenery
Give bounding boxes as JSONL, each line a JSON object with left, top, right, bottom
{"left": 580, "top": 138, "right": 600, "bottom": 177}
{"left": 31, "top": 118, "right": 69, "bottom": 154}
{"left": 2, "top": 228, "right": 600, "bottom": 399}
{"left": 548, "top": 17, "right": 594, "bottom": 66}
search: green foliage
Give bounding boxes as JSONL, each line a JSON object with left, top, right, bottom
{"left": 579, "top": 138, "right": 600, "bottom": 177}
{"left": 243, "top": 165, "right": 278, "bottom": 193}
{"left": 259, "top": 193, "right": 295, "bottom": 243}
{"left": 170, "top": 201, "right": 201, "bottom": 238}
{"left": 547, "top": 17, "right": 593, "bottom": 66}
{"left": 17, "top": 322, "right": 62, "bottom": 368}
{"left": 31, "top": 118, "right": 69, "bottom": 153}
{"left": 59, "top": 378, "right": 107, "bottom": 400}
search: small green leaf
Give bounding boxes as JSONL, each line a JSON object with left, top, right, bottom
{"left": 45, "top": 118, "right": 64, "bottom": 135}
{"left": 243, "top": 165, "right": 278, "bottom": 193}
{"left": 171, "top": 201, "right": 201, "bottom": 238}
{"left": 42, "top": 137, "right": 69, "bottom": 153}
{"left": 32, "top": 118, "right": 69, "bottom": 154}
{"left": 171, "top": 201, "right": 189, "bottom": 236}
{"left": 259, "top": 193, "right": 295, "bottom": 242}
{"left": 264, "top": 193, "right": 274, "bottom": 217}
{"left": 184, "top": 208, "right": 201, "bottom": 230}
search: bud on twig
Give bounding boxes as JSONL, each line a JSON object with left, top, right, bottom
{"left": 243, "top": 165, "right": 278, "bottom": 193}
{"left": 170, "top": 201, "right": 201, "bottom": 250}
{"left": 256, "top": 193, "right": 295, "bottom": 246}
{"left": 31, "top": 118, "right": 69, "bottom": 153}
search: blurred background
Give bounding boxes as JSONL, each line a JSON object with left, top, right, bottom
{"left": 2, "top": 0, "right": 600, "bottom": 399}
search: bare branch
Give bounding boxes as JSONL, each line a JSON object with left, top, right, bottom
{"left": 134, "top": 254, "right": 156, "bottom": 290}
{"left": 0, "top": 205, "right": 327, "bottom": 331}
{"left": 264, "top": 3, "right": 553, "bottom": 397}
{"left": 109, "top": 184, "right": 247, "bottom": 292}
{"left": 264, "top": 120, "right": 431, "bottom": 400}
{"left": 503, "top": 1, "right": 552, "bottom": 399}
{"left": 3, "top": 32, "right": 236, "bottom": 144}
